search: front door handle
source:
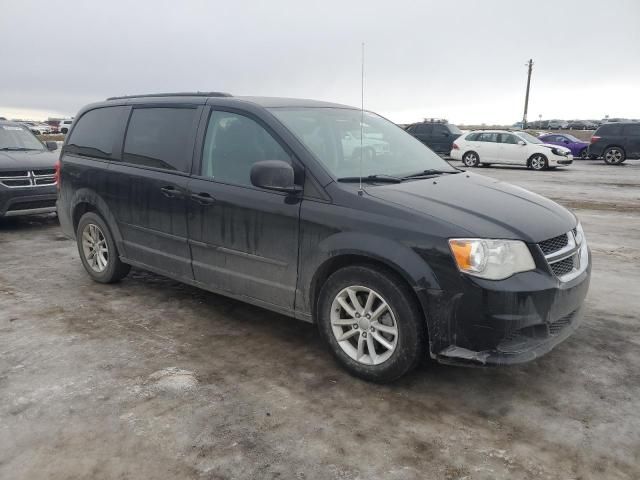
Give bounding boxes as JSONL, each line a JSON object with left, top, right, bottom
{"left": 160, "top": 186, "right": 183, "bottom": 198}
{"left": 190, "top": 192, "right": 216, "bottom": 205}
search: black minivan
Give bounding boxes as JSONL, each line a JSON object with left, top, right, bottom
{"left": 57, "top": 93, "right": 591, "bottom": 382}
{"left": 589, "top": 122, "right": 640, "bottom": 164}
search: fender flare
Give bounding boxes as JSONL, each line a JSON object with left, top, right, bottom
{"left": 69, "top": 188, "right": 126, "bottom": 254}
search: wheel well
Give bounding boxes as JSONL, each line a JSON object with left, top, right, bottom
{"left": 72, "top": 202, "right": 97, "bottom": 233}
{"left": 604, "top": 145, "right": 626, "bottom": 154}
{"left": 310, "top": 255, "right": 428, "bottom": 335}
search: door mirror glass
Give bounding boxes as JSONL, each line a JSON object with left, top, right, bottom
{"left": 250, "top": 160, "right": 301, "bottom": 193}
{"left": 45, "top": 141, "right": 58, "bottom": 151}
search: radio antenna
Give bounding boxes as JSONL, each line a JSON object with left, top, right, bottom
{"left": 359, "top": 42, "right": 365, "bottom": 196}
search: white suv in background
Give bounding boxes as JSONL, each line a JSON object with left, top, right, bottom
{"left": 450, "top": 130, "right": 573, "bottom": 170}
{"left": 59, "top": 119, "right": 73, "bottom": 134}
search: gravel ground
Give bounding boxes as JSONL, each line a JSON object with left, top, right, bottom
{"left": 1, "top": 159, "right": 639, "bottom": 480}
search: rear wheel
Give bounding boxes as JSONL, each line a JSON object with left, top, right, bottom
{"left": 317, "top": 265, "right": 426, "bottom": 382}
{"left": 76, "top": 212, "right": 130, "bottom": 283}
{"left": 530, "top": 154, "right": 548, "bottom": 170}
{"left": 603, "top": 147, "right": 626, "bottom": 165}
{"left": 579, "top": 148, "right": 588, "bottom": 159}
{"left": 462, "top": 151, "right": 480, "bottom": 167}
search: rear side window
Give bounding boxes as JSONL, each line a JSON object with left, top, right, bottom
{"left": 201, "top": 110, "right": 290, "bottom": 187}
{"left": 623, "top": 124, "right": 640, "bottom": 136}
{"left": 123, "top": 107, "right": 198, "bottom": 172}
{"left": 414, "top": 123, "right": 432, "bottom": 134}
{"left": 478, "top": 132, "right": 498, "bottom": 142}
{"left": 466, "top": 132, "right": 480, "bottom": 141}
{"left": 597, "top": 124, "right": 622, "bottom": 136}
{"left": 66, "top": 107, "right": 127, "bottom": 160}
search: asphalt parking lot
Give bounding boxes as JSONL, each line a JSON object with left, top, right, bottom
{"left": 1, "top": 160, "right": 639, "bottom": 480}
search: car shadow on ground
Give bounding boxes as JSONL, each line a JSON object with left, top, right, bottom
{"left": 0, "top": 213, "right": 59, "bottom": 233}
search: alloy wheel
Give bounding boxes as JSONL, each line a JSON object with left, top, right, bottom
{"left": 531, "top": 155, "right": 546, "bottom": 170}
{"left": 81, "top": 223, "right": 109, "bottom": 272}
{"left": 330, "top": 286, "right": 398, "bottom": 366}
{"left": 463, "top": 153, "right": 478, "bottom": 167}
{"left": 605, "top": 148, "right": 623, "bottom": 164}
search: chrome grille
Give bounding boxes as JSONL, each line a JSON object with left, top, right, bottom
{"left": 550, "top": 256, "right": 575, "bottom": 276}
{"left": 538, "top": 228, "right": 587, "bottom": 282}
{"left": 0, "top": 170, "right": 56, "bottom": 188}
{"left": 538, "top": 233, "right": 568, "bottom": 255}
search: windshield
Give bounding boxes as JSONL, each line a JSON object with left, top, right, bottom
{"left": 516, "top": 131, "right": 543, "bottom": 144}
{"left": 269, "top": 108, "right": 456, "bottom": 178}
{"left": 0, "top": 124, "right": 44, "bottom": 151}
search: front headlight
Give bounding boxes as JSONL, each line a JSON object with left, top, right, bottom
{"left": 448, "top": 238, "right": 536, "bottom": 280}
{"left": 574, "top": 222, "right": 585, "bottom": 245}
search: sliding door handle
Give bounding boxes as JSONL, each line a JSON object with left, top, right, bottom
{"left": 190, "top": 192, "right": 216, "bottom": 205}
{"left": 160, "top": 186, "right": 184, "bottom": 198}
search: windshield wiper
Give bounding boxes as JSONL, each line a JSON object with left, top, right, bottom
{"left": 402, "top": 169, "right": 460, "bottom": 179}
{"left": 337, "top": 174, "right": 404, "bottom": 183}
{"left": 0, "top": 147, "right": 38, "bottom": 151}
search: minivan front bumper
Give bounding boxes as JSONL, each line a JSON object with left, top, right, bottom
{"left": 420, "top": 250, "right": 591, "bottom": 366}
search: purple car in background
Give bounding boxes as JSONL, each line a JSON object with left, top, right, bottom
{"left": 539, "top": 133, "right": 590, "bottom": 159}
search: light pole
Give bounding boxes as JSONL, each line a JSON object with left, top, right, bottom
{"left": 522, "top": 59, "right": 534, "bottom": 129}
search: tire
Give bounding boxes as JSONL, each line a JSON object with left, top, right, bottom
{"left": 76, "top": 212, "right": 130, "bottom": 283}
{"left": 603, "top": 146, "right": 626, "bottom": 165}
{"left": 462, "top": 151, "right": 480, "bottom": 167}
{"left": 317, "top": 265, "right": 426, "bottom": 383}
{"left": 579, "top": 148, "right": 588, "bottom": 160}
{"left": 529, "top": 154, "right": 548, "bottom": 171}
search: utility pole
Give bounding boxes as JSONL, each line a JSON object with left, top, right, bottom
{"left": 522, "top": 59, "right": 533, "bottom": 129}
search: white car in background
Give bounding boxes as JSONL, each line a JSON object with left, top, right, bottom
{"left": 450, "top": 130, "right": 573, "bottom": 171}
{"left": 59, "top": 119, "right": 73, "bottom": 134}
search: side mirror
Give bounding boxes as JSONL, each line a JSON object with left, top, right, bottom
{"left": 563, "top": 140, "right": 570, "bottom": 144}
{"left": 45, "top": 141, "right": 58, "bottom": 151}
{"left": 517, "top": 140, "right": 526, "bottom": 146}
{"left": 250, "top": 160, "right": 301, "bottom": 194}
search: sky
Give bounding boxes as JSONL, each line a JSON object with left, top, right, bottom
{"left": 1, "top": 0, "right": 639, "bottom": 125}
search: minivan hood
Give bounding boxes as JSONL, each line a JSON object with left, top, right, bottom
{"left": 0, "top": 149, "right": 58, "bottom": 171}
{"left": 365, "top": 172, "right": 576, "bottom": 243}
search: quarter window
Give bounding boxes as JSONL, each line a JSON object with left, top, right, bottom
{"left": 66, "top": 106, "right": 128, "bottom": 160}
{"left": 201, "top": 111, "right": 290, "bottom": 186}
{"left": 623, "top": 124, "right": 640, "bottom": 135}
{"left": 123, "top": 107, "right": 198, "bottom": 172}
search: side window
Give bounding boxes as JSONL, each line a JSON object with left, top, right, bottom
{"left": 433, "top": 124, "right": 449, "bottom": 135}
{"left": 478, "top": 133, "right": 498, "bottom": 142}
{"left": 123, "top": 107, "right": 198, "bottom": 172}
{"left": 66, "top": 106, "right": 127, "bottom": 160}
{"left": 500, "top": 133, "right": 518, "bottom": 144}
{"left": 466, "top": 133, "right": 479, "bottom": 141}
{"left": 598, "top": 124, "right": 621, "bottom": 136}
{"left": 414, "top": 123, "right": 432, "bottom": 134}
{"left": 623, "top": 124, "right": 640, "bottom": 136}
{"left": 201, "top": 111, "right": 290, "bottom": 187}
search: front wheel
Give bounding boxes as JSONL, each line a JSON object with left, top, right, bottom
{"left": 530, "top": 154, "right": 548, "bottom": 170}
{"left": 603, "top": 147, "right": 626, "bottom": 165}
{"left": 580, "top": 148, "right": 588, "bottom": 159}
{"left": 317, "top": 265, "right": 426, "bottom": 382}
{"left": 76, "top": 212, "right": 130, "bottom": 283}
{"left": 462, "top": 151, "right": 480, "bottom": 167}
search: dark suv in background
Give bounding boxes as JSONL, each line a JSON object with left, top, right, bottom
{"left": 589, "top": 122, "right": 640, "bottom": 164}
{"left": 1, "top": 120, "right": 58, "bottom": 217}
{"left": 57, "top": 92, "right": 590, "bottom": 382}
{"left": 404, "top": 119, "right": 462, "bottom": 155}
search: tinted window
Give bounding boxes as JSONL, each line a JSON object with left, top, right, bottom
{"left": 433, "top": 124, "right": 449, "bottom": 135}
{"left": 447, "top": 124, "right": 462, "bottom": 134}
{"left": 598, "top": 124, "right": 622, "bottom": 136}
{"left": 623, "top": 124, "right": 640, "bottom": 136}
{"left": 414, "top": 123, "right": 432, "bottom": 134}
{"left": 499, "top": 133, "right": 518, "bottom": 144}
{"left": 478, "top": 133, "right": 498, "bottom": 142}
{"left": 466, "top": 132, "right": 480, "bottom": 141}
{"left": 66, "top": 107, "right": 127, "bottom": 159}
{"left": 201, "top": 111, "right": 290, "bottom": 186}
{"left": 123, "top": 107, "right": 198, "bottom": 172}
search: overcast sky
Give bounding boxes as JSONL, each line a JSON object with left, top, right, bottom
{"left": 1, "top": 0, "right": 639, "bottom": 124}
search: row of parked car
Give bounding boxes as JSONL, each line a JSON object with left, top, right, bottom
{"left": 404, "top": 119, "right": 640, "bottom": 167}
{"left": 0, "top": 118, "right": 73, "bottom": 135}
{"left": 512, "top": 118, "right": 638, "bottom": 131}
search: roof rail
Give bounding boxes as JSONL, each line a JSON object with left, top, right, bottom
{"left": 106, "top": 92, "right": 232, "bottom": 101}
